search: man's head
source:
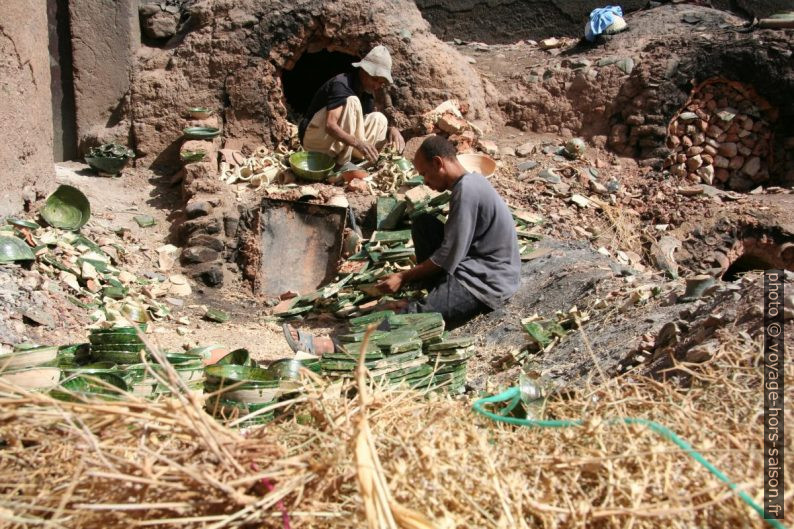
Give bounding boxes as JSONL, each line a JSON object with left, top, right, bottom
{"left": 353, "top": 46, "right": 393, "bottom": 93}
{"left": 413, "top": 136, "right": 466, "bottom": 192}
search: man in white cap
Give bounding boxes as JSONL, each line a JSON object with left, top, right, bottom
{"left": 299, "top": 45, "right": 405, "bottom": 166}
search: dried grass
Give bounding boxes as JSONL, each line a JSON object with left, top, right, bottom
{"left": 1, "top": 331, "right": 792, "bottom": 528}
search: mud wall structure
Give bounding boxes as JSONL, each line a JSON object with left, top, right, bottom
{"left": 68, "top": 0, "right": 141, "bottom": 153}
{"left": 130, "top": 0, "right": 494, "bottom": 172}
{"left": 0, "top": 0, "right": 56, "bottom": 217}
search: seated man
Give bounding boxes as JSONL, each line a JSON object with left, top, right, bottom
{"left": 376, "top": 135, "right": 521, "bottom": 329}
{"left": 299, "top": 45, "right": 405, "bottom": 166}
{"left": 282, "top": 136, "right": 520, "bottom": 354}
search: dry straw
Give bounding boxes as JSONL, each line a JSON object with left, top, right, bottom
{"left": 1, "top": 327, "right": 792, "bottom": 528}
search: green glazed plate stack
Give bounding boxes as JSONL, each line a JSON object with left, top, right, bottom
{"left": 420, "top": 335, "right": 475, "bottom": 394}
{"left": 89, "top": 326, "right": 147, "bottom": 364}
{"left": 204, "top": 364, "right": 280, "bottom": 426}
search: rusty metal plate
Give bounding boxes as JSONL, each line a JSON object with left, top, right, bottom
{"left": 258, "top": 198, "right": 346, "bottom": 297}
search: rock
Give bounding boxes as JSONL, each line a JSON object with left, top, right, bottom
{"left": 181, "top": 246, "right": 220, "bottom": 265}
{"left": 186, "top": 201, "right": 212, "bottom": 219}
{"left": 701, "top": 154, "right": 713, "bottom": 166}
{"left": 686, "top": 155, "right": 703, "bottom": 171}
{"left": 570, "top": 194, "right": 592, "bottom": 208}
{"left": 685, "top": 340, "right": 718, "bottom": 363}
{"left": 678, "top": 112, "right": 698, "bottom": 121}
{"left": 517, "top": 160, "right": 539, "bottom": 171}
{"left": 706, "top": 125, "right": 723, "bottom": 139}
{"left": 681, "top": 136, "right": 693, "bottom": 149}
{"left": 539, "top": 38, "right": 561, "bottom": 50}
{"left": 477, "top": 139, "right": 499, "bottom": 156}
{"left": 538, "top": 168, "right": 561, "bottom": 184}
{"left": 437, "top": 114, "right": 469, "bottom": 135}
{"left": 626, "top": 115, "right": 645, "bottom": 126}
{"left": 718, "top": 142, "right": 737, "bottom": 157}
{"left": 223, "top": 214, "right": 240, "bottom": 237}
{"left": 715, "top": 168, "right": 730, "bottom": 183}
{"left": 501, "top": 146, "right": 516, "bottom": 157}
{"left": 616, "top": 57, "right": 635, "bottom": 74}
{"left": 516, "top": 143, "right": 535, "bottom": 157}
{"left": 742, "top": 156, "right": 761, "bottom": 178}
{"left": 652, "top": 235, "right": 681, "bottom": 278}
{"left": 345, "top": 178, "right": 369, "bottom": 194}
{"left": 187, "top": 234, "right": 225, "bottom": 252}
{"left": 714, "top": 155, "right": 730, "bottom": 169}
{"left": 141, "top": 9, "right": 180, "bottom": 40}
{"left": 686, "top": 146, "right": 703, "bottom": 157}
{"left": 697, "top": 165, "right": 714, "bottom": 185}
{"left": 729, "top": 155, "right": 745, "bottom": 170}
{"left": 589, "top": 180, "right": 609, "bottom": 195}
{"left": 703, "top": 145, "right": 717, "bottom": 157}
{"left": 198, "top": 266, "right": 224, "bottom": 287}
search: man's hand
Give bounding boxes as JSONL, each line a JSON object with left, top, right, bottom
{"left": 355, "top": 140, "right": 379, "bottom": 163}
{"left": 377, "top": 272, "right": 404, "bottom": 294}
{"left": 387, "top": 127, "right": 405, "bottom": 153}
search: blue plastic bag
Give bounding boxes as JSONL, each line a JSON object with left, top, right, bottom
{"left": 586, "top": 5, "right": 624, "bottom": 42}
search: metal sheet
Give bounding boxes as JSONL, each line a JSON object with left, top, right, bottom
{"left": 258, "top": 198, "right": 346, "bottom": 296}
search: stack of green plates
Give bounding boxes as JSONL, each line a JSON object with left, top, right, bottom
{"left": 89, "top": 327, "right": 147, "bottom": 364}
{"left": 204, "top": 365, "right": 280, "bottom": 426}
{"left": 51, "top": 371, "right": 127, "bottom": 402}
{"left": 321, "top": 325, "right": 430, "bottom": 385}
{"left": 421, "top": 335, "right": 475, "bottom": 394}
{"left": 386, "top": 313, "right": 445, "bottom": 342}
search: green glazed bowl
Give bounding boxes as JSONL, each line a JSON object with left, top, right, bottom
{"left": 289, "top": 151, "right": 335, "bottom": 182}
{"left": 183, "top": 127, "right": 221, "bottom": 140}
{"left": 41, "top": 185, "right": 91, "bottom": 231}
{"left": 85, "top": 156, "right": 130, "bottom": 175}
{"left": 0, "top": 235, "right": 35, "bottom": 263}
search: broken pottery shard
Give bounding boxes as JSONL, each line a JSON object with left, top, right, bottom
{"left": 569, "top": 194, "right": 592, "bottom": 208}
{"left": 134, "top": 215, "right": 156, "bottom": 228}
{"left": 204, "top": 308, "right": 229, "bottom": 323}
{"left": 651, "top": 236, "right": 681, "bottom": 279}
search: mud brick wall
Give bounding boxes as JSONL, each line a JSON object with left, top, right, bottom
{"left": 0, "top": 0, "right": 56, "bottom": 217}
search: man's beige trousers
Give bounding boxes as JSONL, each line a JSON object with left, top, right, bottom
{"left": 302, "top": 96, "right": 388, "bottom": 165}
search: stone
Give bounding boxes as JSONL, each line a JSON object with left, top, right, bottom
{"left": 539, "top": 38, "right": 561, "bottom": 50}
{"left": 692, "top": 132, "right": 705, "bottom": 146}
{"left": 538, "top": 168, "right": 561, "bottom": 184}
{"left": 141, "top": 9, "right": 180, "bottom": 40}
{"left": 715, "top": 168, "right": 730, "bottom": 183}
{"left": 702, "top": 145, "right": 717, "bottom": 157}
{"left": 517, "top": 160, "right": 539, "bottom": 171}
{"left": 501, "top": 146, "right": 516, "bottom": 157}
{"left": 729, "top": 155, "right": 745, "bottom": 170}
{"left": 742, "top": 157, "right": 761, "bottom": 178}
{"left": 681, "top": 136, "right": 693, "bottom": 149}
{"left": 223, "top": 214, "right": 240, "bottom": 237}
{"left": 589, "top": 180, "right": 609, "bottom": 195}
{"left": 198, "top": 265, "right": 224, "bottom": 287}
{"left": 626, "top": 115, "right": 645, "bottom": 126}
{"left": 346, "top": 178, "right": 370, "bottom": 194}
{"left": 701, "top": 154, "right": 713, "bottom": 166}
{"left": 187, "top": 234, "right": 225, "bottom": 252}
{"left": 706, "top": 125, "right": 723, "bottom": 139}
{"left": 686, "top": 146, "right": 703, "bottom": 157}
{"left": 437, "top": 114, "right": 469, "bottom": 135}
{"left": 616, "top": 57, "right": 635, "bottom": 74}
{"left": 516, "top": 143, "right": 535, "bottom": 157}
{"left": 697, "top": 165, "right": 714, "bottom": 185}
{"left": 685, "top": 340, "right": 718, "bottom": 363}
{"left": 714, "top": 155, "right": 730, "bottom": 169}
{"left": 686, "top": 155, "right": 703, "bottom": 171}
{"left": 181, "top": 246, "right": 219, "bottom": 265}
{"left": 186, "top": 201, "right": 212, "bottom": 219}
{"left": 678, "top": 112, "right": 698, "bottom": 121}
{"left": 718, "top": 142, "right": 737, "bottom": 158}
{"left": 477, "top": 139, "right": 499, "bottom": 156}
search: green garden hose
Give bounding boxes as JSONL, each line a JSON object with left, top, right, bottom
{"left": 472, "top": 387, "right": 786, "bottom": 529}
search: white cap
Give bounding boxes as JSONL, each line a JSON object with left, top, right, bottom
{"left": 352, "top": 45, "right": 394, "bottom": 84}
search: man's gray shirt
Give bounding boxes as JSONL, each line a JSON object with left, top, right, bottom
{"left": 429, "top": 172, "right": 521, "bottom": 309}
